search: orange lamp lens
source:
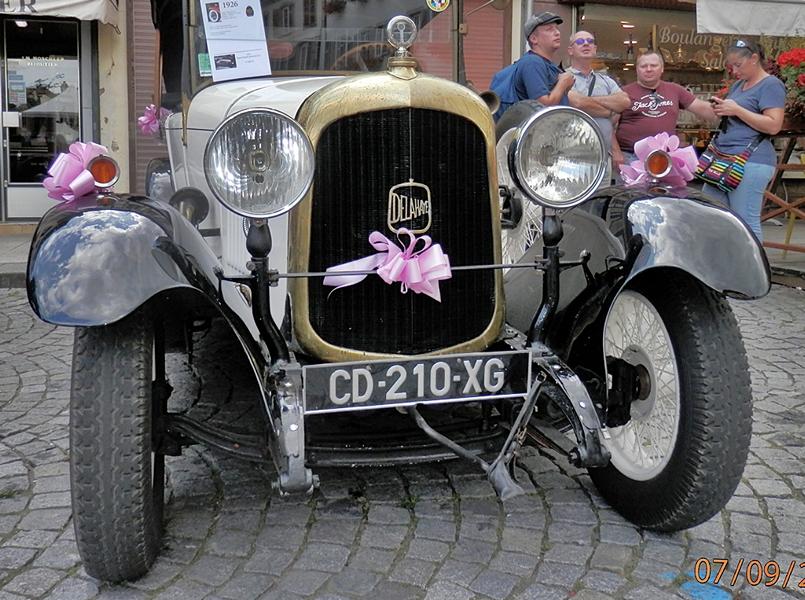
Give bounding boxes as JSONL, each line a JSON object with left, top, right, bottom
{"left": 89, "top": 157, "right": 119, "bottom": 186}
{"left": 645, "top": 152, "right": 670, "bottom": 177}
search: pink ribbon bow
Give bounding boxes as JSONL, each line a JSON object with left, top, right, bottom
{"left": 323, "top": 228, "right": 452, "bottom": 302}
{"left": 42, "top": 141, "right": 109, "bottom": 202}
{"left": 619, "top": 132, "right": 698, "bottom": 188}
{"left": 137, "top": 103, "right": 170, "bottom": 136}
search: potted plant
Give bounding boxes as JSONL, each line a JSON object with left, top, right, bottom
{"left": 775, "top": 48, "right": 805, "bottom": 130}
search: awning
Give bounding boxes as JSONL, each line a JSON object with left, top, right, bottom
{"left": 697, "top": 0, "right": 805, "bottom": 36}
{"left": 0, "top": 0, "right": 119, "bottom": 26}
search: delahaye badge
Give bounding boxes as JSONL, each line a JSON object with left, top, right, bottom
{"left": 387, "top": 178, "right": 432, "bottom": 234}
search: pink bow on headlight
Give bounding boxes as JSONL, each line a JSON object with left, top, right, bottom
{"left": 619, "top": 132, "right": 698, "bottom": 188}
{"left": 323, "top": 228, "right": 452, "bottom": 302}
{"left": 42, "top": 141, "right": 108, "bottom": 202}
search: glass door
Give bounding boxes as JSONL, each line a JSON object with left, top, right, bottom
{"left": 1, "top": 18, "right": 81, "bottom": 220}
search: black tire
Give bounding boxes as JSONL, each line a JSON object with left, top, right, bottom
{"left": 589, "top": 271, "right": 752, "bottom": 531}
{"left": 70, "top": 313, "right": 164, "bottom": 582}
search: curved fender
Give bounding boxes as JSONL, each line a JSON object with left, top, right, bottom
{"left": 27, "top": 194, "right": 226, "bottom": 327}
{"left": 504, "top": 192, "right": 770, "bottom": 339}
{"left": 623, "top": 195, "right": 770, "bottom": 299}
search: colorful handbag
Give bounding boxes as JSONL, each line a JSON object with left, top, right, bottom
{"left": 695, "top": 133, "right": 766, "bottom": 193}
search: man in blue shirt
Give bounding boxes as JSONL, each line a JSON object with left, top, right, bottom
{"left": 513, "top": 12, "right": 575, "bottom": 107}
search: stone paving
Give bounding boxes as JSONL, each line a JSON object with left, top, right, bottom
{"left": 0, "top": 285, "right": 803, "bottom": 600}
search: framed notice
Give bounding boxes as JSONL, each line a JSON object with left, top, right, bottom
{"left": 200, "top": 0, "right": 271, "bottom": 82}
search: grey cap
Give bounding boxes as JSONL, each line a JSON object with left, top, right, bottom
{"left": 523, "top": 11, "right": 563, "bottom": 39}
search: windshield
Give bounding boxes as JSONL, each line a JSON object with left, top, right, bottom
{"left": 186, "top": 0, "right": 457, "bottom": 94}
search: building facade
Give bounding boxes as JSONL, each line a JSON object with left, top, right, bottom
{"left": 0, "top": 0, "right": 128, "bottom": 223}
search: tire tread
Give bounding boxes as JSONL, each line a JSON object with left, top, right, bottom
{"left": 70, "top": 314, "right": 160, "bottom": 582}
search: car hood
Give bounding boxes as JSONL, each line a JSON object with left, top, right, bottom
{"left": 185, "top": 76, "right": 344, "bottom": 130}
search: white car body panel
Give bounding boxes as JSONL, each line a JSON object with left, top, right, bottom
{"left": 164, "top": 76, "right": 342, "bottom": 328}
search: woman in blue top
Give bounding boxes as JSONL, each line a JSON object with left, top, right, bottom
{"left": 707, "top": 40, "right": 785, "bottom": 241}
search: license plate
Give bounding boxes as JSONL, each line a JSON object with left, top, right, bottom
{"left": 303, "top": 350, "right": 531, "bottom": 414}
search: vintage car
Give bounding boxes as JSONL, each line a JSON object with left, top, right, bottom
{"left": 26, "top": 0, "right": 769, "bottom": 583}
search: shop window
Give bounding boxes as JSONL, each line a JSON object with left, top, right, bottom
{"left": 3, "top": 19, "right": 81, "bottom": 184}
{"left": 578, "top": 3, "right": 732, "bottom": 88}
{"left": 304, "top": 0, "right": 317, "bottom": 27}
{"left": 273, "top": 4, "right": 293, "bottom": 29}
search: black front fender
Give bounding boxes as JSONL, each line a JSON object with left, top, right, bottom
{"left": 505, "top": 189, "right": 771, "bottom": 347}
{"left": 27, "top": 194, "right": 223, "bottom": 327}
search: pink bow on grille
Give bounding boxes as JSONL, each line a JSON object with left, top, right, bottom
{"left": 42, "top": 141, "right": 109, "bottom": 202}
{"left": 137, "top": 103, "right": 170, "bottom": 136}
{"left": 619, "top": 132, "right": 698, "bottom": 188}
{"left": 323, "top": 228, "right": 452, "bottom": 302}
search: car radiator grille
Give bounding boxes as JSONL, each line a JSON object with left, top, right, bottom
{"left": 307, "top": 108, "right": 496, "bottom": 355}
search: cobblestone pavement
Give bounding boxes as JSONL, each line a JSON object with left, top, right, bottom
{"left": 0, "top": 285, "right": 803, "bottom": 600}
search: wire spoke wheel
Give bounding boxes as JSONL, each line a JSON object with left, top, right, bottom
{"left": 588, "top": 272, "right": 753, "bottom": 531}
{"left": 501, "top": 202, "right": 542, "bottom": 268}
{"left": 497, "top": 128, "right": 542, "bottom": 270}
{"left": 604, "top": 290, "right": 680, "bottom": 480}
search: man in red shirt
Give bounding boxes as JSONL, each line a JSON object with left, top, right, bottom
{"left": 613, "top": 51, "right": 716, "bottom": 170}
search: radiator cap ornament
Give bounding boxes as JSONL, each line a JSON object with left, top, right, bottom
{"left": 386, "top": 16, "right": 417, "bottom": 54}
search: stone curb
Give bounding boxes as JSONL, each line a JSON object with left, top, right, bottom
{"left": 770, "top": 265, "right": 805, "bottom": 288}
{"left": 0, "top": 266, "right": 25, "bottom": 289}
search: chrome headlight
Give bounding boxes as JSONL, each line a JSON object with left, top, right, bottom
{"left": 508, "top": 106, "right": 606, "bottom": 210}
{"left": 204, "top": 109, "right": 314, "bottom": 219}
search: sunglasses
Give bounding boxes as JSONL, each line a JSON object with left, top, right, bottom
{"left": 573, "top": 37, "right": 596, "bottom": 45}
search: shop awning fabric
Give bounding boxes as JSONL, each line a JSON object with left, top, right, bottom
{"left": 696, "top": 0, "right": 805, "bottom": 36}
{"left": 0, "top": 0, "right": 118, "bottom": 26}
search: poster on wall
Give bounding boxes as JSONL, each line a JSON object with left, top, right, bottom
{"left": 200, "top": 0, "right": 271, "bottom": 82}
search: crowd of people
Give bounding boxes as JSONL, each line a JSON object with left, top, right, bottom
{"left": 498, "top": 11, "right": 786, "bottom": 241}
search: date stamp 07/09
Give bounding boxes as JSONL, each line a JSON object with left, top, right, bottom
{"left": 695, "top": 558, "right": 805, "bottom": 589}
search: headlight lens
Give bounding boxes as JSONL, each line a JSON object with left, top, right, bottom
{"left": 508, "top": 106, "right": 606, "bottom": 209}
{"left": 204, "top": 109, "right": 314, "bottom": 218}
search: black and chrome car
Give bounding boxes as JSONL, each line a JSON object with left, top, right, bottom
{"left": 26, "top": 0, "right": 769, "bottom": 583}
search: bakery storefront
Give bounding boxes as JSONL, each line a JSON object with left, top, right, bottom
{"left": 0, "top": 0, "right": 117, "bottom": 221}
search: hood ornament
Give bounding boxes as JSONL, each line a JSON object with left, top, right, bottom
{"left": 386, "top": 16, "right": 417, "bottom": 56}
{"left": 386, "top": 16, "right": 419, "bottom": 78}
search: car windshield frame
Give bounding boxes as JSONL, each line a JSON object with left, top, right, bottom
{"left": 183, "top": 0, "right": 462, "bottom": 97}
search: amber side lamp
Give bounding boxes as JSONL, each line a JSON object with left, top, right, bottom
{"left": 88, "top": 156, "right": 120, "bottom": 189}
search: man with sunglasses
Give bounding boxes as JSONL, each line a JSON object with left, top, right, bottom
{"left": 501, "top": 15, "right": 625, "bottom": 125}
{"left": 567, "top": 31, "right": 629, "bottom": 182}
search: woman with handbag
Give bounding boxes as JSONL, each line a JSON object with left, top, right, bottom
{"left": 701, "top": 40, "right": 785, "bottom": 241}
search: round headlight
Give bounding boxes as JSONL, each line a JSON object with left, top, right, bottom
{"left": 204, "top": 109, "right": 314, "bottom": 219}
{"left": 508, "top": 106, "right": 606, "bottom": 210}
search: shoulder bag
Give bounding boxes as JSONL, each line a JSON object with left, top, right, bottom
{"left": 695, "top": 119, "right": 767, "bottom": 193}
